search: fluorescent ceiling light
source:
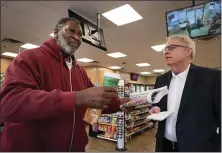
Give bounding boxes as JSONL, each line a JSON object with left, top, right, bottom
{"left": 20, "top": 43, "right": 39, "bottom": 49}
{"left": 140, "top": 72, "right": 151, "bottom": 75}
{"left": 2, "top": 52, "right": 18, "bottom": 58}
{"left": 151, "top": 44, "right": 165, "bottom": 52}
{"left": 136, "top": 63, "right": 151, "bottom": 67}
{"left": 153, "top": 69, "right": 165, "bottom": 73}
{"left": 109, "top": 66, "right": 122, "bottom": 70}
{"left": 50, "top": 33, "right": 54, "bottom": 37}
{"left": 102, "top": 4, "right": 143, "bottom": 26}
{"left": 107, "top": 52, "right": 127, "bottom": 58}
{"left": 77, "top": 58, "right": 94, "bottom": 63}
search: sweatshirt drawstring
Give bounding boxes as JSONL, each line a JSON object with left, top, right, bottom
{"left": 60, "top": 53, "right": 65, "bottom": 91}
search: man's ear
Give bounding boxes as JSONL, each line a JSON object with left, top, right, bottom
{"left": 186, "top": 48, "right": 192, "bottom": 57}
{"left": 53, "top": 30, "right": 59, "bottom": 39}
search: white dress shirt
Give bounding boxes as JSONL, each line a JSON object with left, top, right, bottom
{"left": 164, "top": 64, "right": 190, "bottom": 142}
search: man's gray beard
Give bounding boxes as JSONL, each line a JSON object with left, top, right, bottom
{"left": 56, "top": 31, "right": 78, "bottom": 56}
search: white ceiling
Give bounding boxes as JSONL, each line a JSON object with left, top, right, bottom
{"left": 1, "top": 1, "right": 221, "bottom": 76}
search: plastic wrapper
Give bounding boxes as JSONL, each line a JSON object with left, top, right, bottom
{"left": 120, "top": 86, "right": 168, "bottom": 110}
{"left": 84, "top": 72, "right": 120, "bottom": 131}
{"left": 84, "top": 108, "right": 102, "bottom": 132}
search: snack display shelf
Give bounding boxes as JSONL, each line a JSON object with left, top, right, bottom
{"left": 135, "top": 104, "right": 150, "bottom": 109}
{"left": 125, "top": 116, "right": 147, "bottom": 121}
{"left": 100, "top": 114, "right": 118, "bottom": 118}
{"left": 97, "top": 134, "right": 117, "bottom": 142}
{"left": 125, "top": 119, "right": 151, "bottom": 128}
{"left": 126, "top": 124, "right": 154, "bottom": 137}
{"left": 98, "top": 122, "right": 117, "bottom": 126}
{"left": 90, "top": 91, "right": 154, "bottom": 144}
{"left": 88, "top": 80, "right": 157, "bottom": 143}
{"left": 131, "top": 110, "right": 149, "bottom": 116}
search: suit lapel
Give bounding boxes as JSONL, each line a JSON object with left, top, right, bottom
{"left": 159, "top": 72, "right": 172, "bottom": 111}
{"left": 177, "top": 64, "right": 197, "bottom": 122}
{"left": 166, "top": 72, "right": 172, "bottom": 89}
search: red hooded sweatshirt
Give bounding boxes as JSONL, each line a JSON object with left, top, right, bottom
{"left": 0, "top": 38, "right": 120, "bottom": 151}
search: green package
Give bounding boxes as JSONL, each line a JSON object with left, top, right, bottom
{"left": 103, "top": 72, "right": 120, "bottom": 87}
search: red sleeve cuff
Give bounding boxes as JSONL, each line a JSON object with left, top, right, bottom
{"left": 104, "top": 98, "right": 121, "bottom": 114}
{"left": 59, "top": 92, "right": 75, "bottom": 112}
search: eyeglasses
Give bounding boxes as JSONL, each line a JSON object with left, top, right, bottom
{"left": 162, "top": 45, "right": 189, "bottom": 53}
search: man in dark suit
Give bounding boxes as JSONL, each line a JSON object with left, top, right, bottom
{"left": 149, "top": 35, "right": 221, "bottom": 152}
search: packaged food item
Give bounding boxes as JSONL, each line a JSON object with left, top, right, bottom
{"left": 112, "top": 126, "right": 117, "bottom": 134}
{"left": 113, "top": 132, "right": 117, "bottom": 139}
{"left": 83, "top": 73, "right": 120, "bottom": 131}
{"left": 98, "top": 124, "right": 102, "bottom": 131}
{"left": 120, "top": 86, "right": 168, "bottom": 109}
{"left": 107, "top": 125, "right": 112, "bottom": 132}
{"left": 112, "top": 117, "right": 117, "bottom": 124}
{"left": 105, "top": 132, "right": 112, "bottom": 138}
{"left": 84, "top": 108, "right": 102, "bottom": 125}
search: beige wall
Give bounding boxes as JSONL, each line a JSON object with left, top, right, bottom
{"left": 145, "top": 76, "right": 157, "bottom": 85}
{"left": 1, "top": 57, "right": 13, "bottom": 73}
{"left": 84, "top": 66, "right": 115, "bottom": 86}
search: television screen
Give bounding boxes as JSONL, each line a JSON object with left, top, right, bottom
{"left": 130, "top": 73, "right": 139, "bottom": 81}
{"left": 165, "top": 1, "right": 221, "bottom": 38}
{"left": 68, "top": 9, "right": 107, "bottom": 51}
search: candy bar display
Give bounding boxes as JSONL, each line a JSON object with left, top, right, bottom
{"left": 120, "top": 86, "right": 168, "bottom": 110}
{"left": 124, "top": 106, "right": 154, "bottom": 141}
{"left": 89, "top": 82, "right": 160, "bottom": 145}
{"left": 129, "top": 108, "right": 149, "bottom": 116}
{"left": 125, "top": 122, "right": 155, "bottom": 139}
{"left": 98, "top": 115, "right": 118, "bottom": 125}
{"left": 93, "top": 107, "right": 155, "bottom": 144}
{"left": 120, "top": 96, "right": 147, "bottom": 110}
{"left": 96, "top": 113, "right": 118, "bottom": 141}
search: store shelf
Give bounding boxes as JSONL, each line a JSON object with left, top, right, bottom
{"left": 97, "top": 134, "right": 117, "bottom": 142}
{"left": 98, "top": 122, "right": 117, "bottom": 126}
{"left": 126, "top": 119, "right": 151, "bottom": 128}
{"left": 131, "top": 110, "right": 149, "bottom": 116}
{"left": 100, "top": 114, "right": 117, "bottom": 117}
{"left": 135, "top": 104, "right": 150, "bottom": 109}
{"left": 125, "top": 116, "right": 147, "bottom": 121}
{"left": 126, "top": 124, "right": 153, "bottom": 137}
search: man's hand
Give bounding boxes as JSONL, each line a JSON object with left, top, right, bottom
{"left": 75, "top": 87, "right": 118, "bottom": 109}
{"left": 119, "top": 97, "right": 131, "bottom": 105}
{"left": 149, "top": 106, "right": 161, "bottom": 114}
{"left": 119, "top": 97, "right": 134, "bottom": 112}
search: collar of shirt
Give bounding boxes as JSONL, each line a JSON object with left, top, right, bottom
{"left": 171, "top": 64, "right": 190, "bottom": 81}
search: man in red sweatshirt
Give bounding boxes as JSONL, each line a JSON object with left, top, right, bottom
{"left": 0, "top": 17, "right": 129, "bottom": 151}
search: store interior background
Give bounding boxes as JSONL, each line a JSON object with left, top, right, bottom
{"left": 1, "top": 1, "right": 221, "bottom": 152}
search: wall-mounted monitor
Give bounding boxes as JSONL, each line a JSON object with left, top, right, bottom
{"left": 165, "top": 1, "right": 221, "bottom": 39}
{"left": 130, "top": 73, "right": 139, "bottom": 81}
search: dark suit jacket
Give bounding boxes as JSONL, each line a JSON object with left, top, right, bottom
{"left": 154, "top": 64, "right": 221, "bottom": 152}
